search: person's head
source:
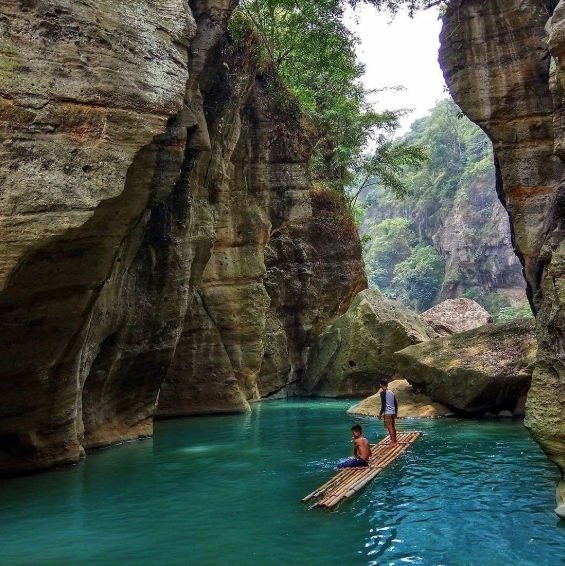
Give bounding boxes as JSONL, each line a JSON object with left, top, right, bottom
{"left": 379, "top": 380, "right": 389, "bottom": 391}
{"left": 351, "top": 424, "right": 363, "bottom": 438}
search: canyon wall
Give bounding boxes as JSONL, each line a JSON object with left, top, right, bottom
{"left": 440, "top": 0, "right": 565, "bottom": 517}
{"left": 0, "top": 1, "right": 365, "bottom": 475}
{"left": 434, "top": 173, "right": 525, "bottom": 302}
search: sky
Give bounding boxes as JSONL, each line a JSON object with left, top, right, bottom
{"left": 346, "top": 5, "right": 447, "bottom": 135}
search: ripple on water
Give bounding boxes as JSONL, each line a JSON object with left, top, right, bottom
{"left": 0, "top": 402, "right": 563, "bottom": 566}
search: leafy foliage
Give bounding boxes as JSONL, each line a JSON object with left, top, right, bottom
{"left": 364, "top": 218, "right": 417, "bottom": 290}
{"left": 364, "top": 217, "right": 444, "bottom": 310}
{"left": 361, "top": 98, "right": 528, "bottom": 318}
{"left": 360, "top": 0, "right": 447, "bottom": 16}
{"left": 497, "top": 303, "right": 534, "bottom": 322}
{"left": 462, "top": 288, "right": 533, "bottom": 323}
{"left": 392, "top": 245, "right": 445, "bottom": 311}
{"left": 231, "top": 0, "right": 427, "bottom": 205}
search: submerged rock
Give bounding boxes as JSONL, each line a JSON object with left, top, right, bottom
{"left": 395, "top": 318, "right": 537, "bottom": 415}
{"left": 347, "top": 380, "right": 453, "bottom": 418}
{"left": 302, "top": 290, "right": 435, "bottom": 397}
{"left": 422, "top": 298, "right": 492, "bottom": 336}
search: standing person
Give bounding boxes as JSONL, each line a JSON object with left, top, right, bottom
{"left": 378, "top": 380, "right": 398, "bottom": 445}
{"left": 337, "top": 424, "right": 372, "bottom": 468}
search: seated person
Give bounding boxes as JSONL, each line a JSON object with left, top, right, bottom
{"left": 337, "top": 424, "right": 372, "bottom": 468}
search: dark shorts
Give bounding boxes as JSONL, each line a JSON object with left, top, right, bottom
{"left": 337, "top": 457, "right": 369, "bottom": 469}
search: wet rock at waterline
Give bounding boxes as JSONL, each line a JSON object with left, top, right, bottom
{"left": 422, "top": 298, "right": 493, "bottom": 336}
{"left": 348, "top": 380, "right": 454, "bottom": 419}
{"left": 395, "top": 318, "right": 537, "bottom": 415}
{"left": 302, "top": 290, "right": 435, "bottom": 397}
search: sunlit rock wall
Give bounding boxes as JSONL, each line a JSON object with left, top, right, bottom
{"left": 157, "top": 47, "right": 367, "bottom": 415}
{"left": 0, "top": 0, "right": 201, "bottom": 473}
{"left": 0, "top": 1, "right": 366, "bottom": 474}
{"left": 440, "top": 0, "right": 565, "bottom": 517}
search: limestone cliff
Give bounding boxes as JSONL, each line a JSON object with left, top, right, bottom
{"left": 361, "top": 99, "right": 526, "bottom": 312}
{"left": 0, "top": 1, "right": 365, "bottom": 474}
{"left": 434, "top": 172, "right": 525, "bottom": 302}
{"left": 440, "top": 0, "right": 565, "bottom": 517}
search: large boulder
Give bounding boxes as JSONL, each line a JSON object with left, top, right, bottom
{"left": 347, "top": 380, "right": 454, "bottom": 418}
{"left": 422, "top": 298, "right": 492, "bottom": 336}
{"left": 302, "top": 290, "right": 435, "bottom": 397}
{"left": 395, "top": 318, "right": 537, "bottom": 415}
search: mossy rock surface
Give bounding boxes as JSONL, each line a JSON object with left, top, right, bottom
{"left": 395, "top": 318, "right": 537, "bottom": 414}
{"left": 303, "top": 290, "right": 435, "bottom": 397}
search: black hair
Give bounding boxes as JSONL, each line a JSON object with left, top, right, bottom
{"left": 380, "top": 380, "right": 389, "bottom": 387}
{"left": 351, "top": 424, "right": 362, "bottom": 433}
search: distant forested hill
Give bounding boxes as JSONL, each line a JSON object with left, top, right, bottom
{"left": 360, "top": 98, "right": 529, "bottom": 320}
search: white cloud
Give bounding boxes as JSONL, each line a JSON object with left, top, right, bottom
{"left": 347, "top": 5, "right": 447, "bottom": 135}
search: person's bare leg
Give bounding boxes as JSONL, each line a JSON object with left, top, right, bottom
{"left": 385, "top": 420, "right": 395, "bottom": 444}
{"left": 384, "top": 417, "right": 397, "bottom": 445}
{"left": 390, "top": 418, "right": 397, "bottom": 444}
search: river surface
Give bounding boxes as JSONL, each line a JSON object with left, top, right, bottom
{"left": 1, "top": 400, "right": 564, "bottom": 565}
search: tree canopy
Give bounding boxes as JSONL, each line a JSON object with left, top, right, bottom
{"left": 230, "top": 0, "right": 428, "bottom": 204}
{"left": 361, "top": 98, "right": 531, "bottom": 319}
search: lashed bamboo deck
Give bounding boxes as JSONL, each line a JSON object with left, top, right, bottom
{"left": 301, "top": 431, "right": 421, "bottom": 509}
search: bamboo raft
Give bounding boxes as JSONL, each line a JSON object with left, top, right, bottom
{"left": 301, "top": 431, "right": 421, "bottom": 509}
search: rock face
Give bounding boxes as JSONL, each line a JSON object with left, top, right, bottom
{"left": 0, "top": 2, "right": 365, "bottom": 474}
{"left": 263, "top": 187, "right": 367, "bottom": 396}
{"left": 347, "top": 380, "right": 453, "bottom": 419}
{"left": 434, "top": 172, "right": 526, "bottom": 302}
{"left": 0, "top": 0, "right": 199, "bottom": 473}
{"left": 361, "top": 112, "right": 526, "bottom": 308}
{"left": 440, "top": 0, "right": 565, "bottom": 517}
{"left": 422, "top": 298, "right": 493, "bottom": 336}
{"left": 395, "top": 318, "right": 537, "bottom": 415}
{"left": 302, "top": 290, "right": 435, "bottom": 397}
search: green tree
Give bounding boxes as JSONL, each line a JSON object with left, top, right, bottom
{"left": 392, "top": 245, "right": 445, "bottom": 311}
{"left": 364, "top": 218, "right": 417, "bottom": 292}
{"left": 362, "top": 0, "right": 447, "bottom": 15}
{"left": 231, "top": 0, "right": 427, "bottom": 205}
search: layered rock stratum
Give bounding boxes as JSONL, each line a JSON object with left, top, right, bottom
{"left": 440, "top": 0, "right": 565, "bottom": 516}
{"left": 0, "top": 1, "right": 365, "bottom": 474}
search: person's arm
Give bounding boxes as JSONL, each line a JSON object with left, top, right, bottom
{"left": 379, "top": 391, "right": 386, "bottom": 418}
{"left": 352, "top": 437, "right": 357, "bottom": 456}
{"left": 394, "top": 394, "right": 398, "bottom": 417}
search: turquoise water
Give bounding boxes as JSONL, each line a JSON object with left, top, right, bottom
{"left": 1, "top": 400, "right": 564, "bottom": 565}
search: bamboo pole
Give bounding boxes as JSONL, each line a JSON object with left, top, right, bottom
{"left": 301, "top": 470, "right": 348, "bottom": 502}
{"left": 303, "top": 468, "right": 360, "bottom": 503}
{"left": 311, "top": 469, "right": 359, "bottom": 499}
{"left": 304, "top": 431, "right": 422, "bottom": 509}
{"left": 317, "top": 473, "right": 362, "bottom": 507}
{"left": 320, "top": 469, "right": 371, "bottom": 507}
{"left": 324, "top": 468, "right": 380, "bottom": 508}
